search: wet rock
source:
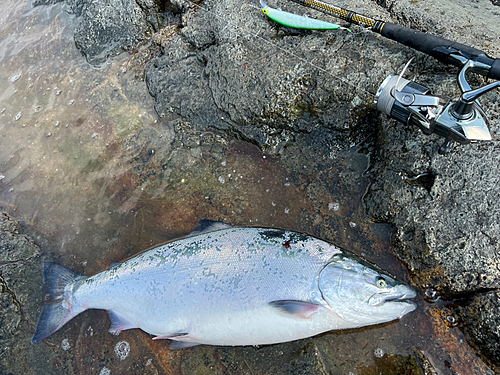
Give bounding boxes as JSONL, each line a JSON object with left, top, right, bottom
{"left": 145, "top": 32, "right": 221, "bottom": 131}
{"left": 365, "top": 144, "right": 500, "bottom": 295}
{"left": 145, "top": 0, "right": 386, "bottom": 153}
{"left": 72, "top": 0, "right": 161, "bottom": 66}
{"left": 0, "top": 213, "right": 40, "bottom": 265}
{"left": 458, "top": 291, "right": 500, "bottom": 370}
{"left": 360, "top": 0, "right": 500, "bottom": 368}
{"left": 35, "top": 0, "right": 166, "bottom": 65}
{"left": 0, "top": 214, "right": 62, "bottom": 374}
{"left": 32, "top": 0, "right": 65, "bottom": 6}
{"left": 173, "top": 341, "right": 327, "bottom": 375}
{"left": 24, "top": 0, "right": 500, "bottom": 370}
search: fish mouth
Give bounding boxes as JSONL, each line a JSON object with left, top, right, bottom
{"left": 368, "top": 287, "right": 417, "bottom": 307}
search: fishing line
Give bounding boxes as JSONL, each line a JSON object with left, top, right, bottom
{"left": 181, "top": 0, "right": 377, "bottom": 98}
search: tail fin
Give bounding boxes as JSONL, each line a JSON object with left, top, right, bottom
{"left": 31, "top": 262, "right": 85, "bottom": 344}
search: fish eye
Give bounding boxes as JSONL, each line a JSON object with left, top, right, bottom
{"left": 375, "top": 276, "right": 387, "bottom": 288}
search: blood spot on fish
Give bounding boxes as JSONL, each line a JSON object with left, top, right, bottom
{"left": 114, "top": 340, "right": 130, "bottom": 360}
{"left": 283, "top": 240, "right": 291, "bottom": 249}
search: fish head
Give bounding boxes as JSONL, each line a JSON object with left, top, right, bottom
{"left": 318, "top": 253, "right": 417, "bottom": 327}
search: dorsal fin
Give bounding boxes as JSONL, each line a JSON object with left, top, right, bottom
{"left": 109, "top": 261, "right": 121, "bottom": 269}
{"left": 186, "top": 220, "right": 233, "bottom": 237}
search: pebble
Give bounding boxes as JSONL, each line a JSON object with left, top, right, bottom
{"left": 374, "top": 347, "right": 384, "bottom": 358}
{"left": 61, "top": 338, "right": 70, "bottom": 351}
{"left": 114, "top": 340, "right": 130, "bottom": 360}
{"left": 9, "top": 74, "right": 21, "bottom": 82}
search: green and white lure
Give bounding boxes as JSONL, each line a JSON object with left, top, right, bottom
{"left": 260, "top": 0, "right": 351, "bottom": 31}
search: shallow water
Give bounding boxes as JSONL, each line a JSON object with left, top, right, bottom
{"left": 0, "top": 2, "right": 495, "bottom": 374}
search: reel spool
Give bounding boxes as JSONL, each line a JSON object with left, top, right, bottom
{"left": 375, "top": 60, "right": 499, "bottom": 153}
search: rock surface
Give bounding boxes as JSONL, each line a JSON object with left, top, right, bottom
{"left": 146, "top": 0, "right": 500, "bottom": 368}
{"left": 145, "top": 0, "right": 387, "bottom": 153}
{"left": 10, "top": 0, "right": 500, "bottom": 371}
{"left": 458, "top": 291, "right": 500, "bottom": 370}
{"left": 62, "top": 0, "right": 166, "bottom": 65}
{"left": 359, "top": 1, "right": 500, "bottom": 367}
{"left": 0, "top": 214, "right": 57, "bottom": 374}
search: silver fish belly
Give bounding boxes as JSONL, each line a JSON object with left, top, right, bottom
{"left": 32, "top": 226, "right": 417, "bottom": 348}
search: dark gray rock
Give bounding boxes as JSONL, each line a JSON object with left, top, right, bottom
{"left": 145, "top": 0, "right": 390, "bottom": 153}
{"left": 366, "top": 141, "right": 500, "bottom": 294}
{"left": 35, "top": 0, "right": 167, "bottom": 65}
{"left": 32, "top": 0, "right": 64, "bottom": 6}
{"left": 364, "top": 135, "right": 500, "bottom": 365}
{"left": 0, "top": 214, "right": 61, "bottom": 374}
{"left": 458, "top": 291, "right": 500, "bottom": 372}
{"left": 27, "top": 0, "right": 500, "bottom": 369}
{"left": 145, "top": 32, "right": 221, "bottom": 130}
{"left": 360, "top": 0, "right": 500, "bottom": 367}
{"left": 72, "top": 0, "right": 161, "bottom": 66}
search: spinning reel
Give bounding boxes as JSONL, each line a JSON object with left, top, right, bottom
{"left": 375, "top": 59, "right": 500, "bottom": 153}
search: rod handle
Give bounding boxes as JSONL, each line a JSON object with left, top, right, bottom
{"left": 380, "top": 22, "right": 500, "bottom": 80}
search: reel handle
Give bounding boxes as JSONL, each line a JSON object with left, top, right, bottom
{"left": 451, "top": 59, "right": 500, "bottom": 120}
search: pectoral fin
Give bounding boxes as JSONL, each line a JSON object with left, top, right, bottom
{"left": 269, "top": 300, "right": 321, "bottom": 319}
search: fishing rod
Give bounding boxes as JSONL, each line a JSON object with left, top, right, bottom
{"left": 287, "top": 0, "right": 500, "bottom": 80}
{"left": 262, "top": 0, "right": 500, "bottom": 152}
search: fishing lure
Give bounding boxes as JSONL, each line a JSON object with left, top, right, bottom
{"left": 260, "top": 0, "right": 350, "bottom": 31}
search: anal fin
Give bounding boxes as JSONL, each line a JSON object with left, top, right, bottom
{"left": 169, "top": 340, "right": 200, "bottom": 350}
{"left": 153, "top": 330, "right": 188, "bottom": 340}
{"left": 269, "top": 300, "right": 321, "bottom": 319}
{"left": 108, "top": 311, "right": 137, "bottom": 334}
{"left": 152, "top": 331, "right": 200, "bottom": 350}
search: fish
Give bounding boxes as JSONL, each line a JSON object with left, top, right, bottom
{"left": 31, "top": 221, "right": 416, "bottom": 348}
